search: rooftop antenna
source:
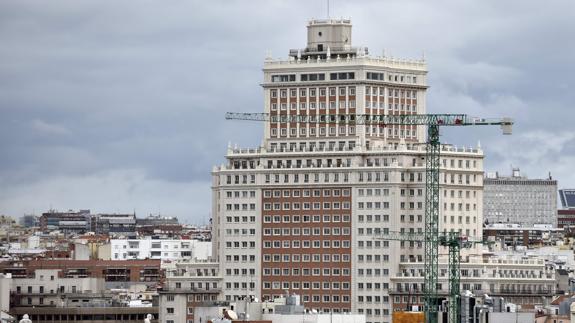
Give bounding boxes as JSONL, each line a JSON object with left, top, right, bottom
{"left": 327, "top": 0, "right": 330, "bottom": 18}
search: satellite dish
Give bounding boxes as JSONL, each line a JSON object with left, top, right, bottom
{"left": 224, "top": 310, "right": 238, "bottom": 320}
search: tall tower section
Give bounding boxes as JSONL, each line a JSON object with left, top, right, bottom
{"left": 263, "top": 18, "right": 427, "bottom": 152}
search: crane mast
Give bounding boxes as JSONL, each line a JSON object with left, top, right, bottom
{"left": 226, "top": 112, "right": 512, "bottom": 323}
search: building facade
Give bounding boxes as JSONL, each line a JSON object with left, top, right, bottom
{"left": 159, "top": 260, "right": 222, "bottom": 323}
{"left": 483, "top": 168, "right": 557, "bottom": 227}
{"left": 211, "top": 18, "right": 484, "bottom": 323}
{"left": 390, "top": 256, "right": 556, "bottom": 312}
{"left": 110, "top": 238, "right": 211, "bottom": 261}
{"left": 0, "top": 259, "right": 162, "bottom": 289}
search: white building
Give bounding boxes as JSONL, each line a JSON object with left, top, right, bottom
{"left": 211, "top": 18, "right": 485, "bottom": 323}
{"left": 484, "top": 168, "right": 557, "bottom": 226}
{"left": 110, "top": 238, "right": 211, "bottom": 262}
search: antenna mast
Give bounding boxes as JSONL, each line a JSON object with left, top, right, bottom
{"left": 327, "top": 0, "right": 330, "bottom": 18}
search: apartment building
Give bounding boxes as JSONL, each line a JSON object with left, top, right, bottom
{"left": 390, "top": 255, "right": 557, "bottom": 311}
{"left": 159, "top": 260, "right": 222, "bottom": 323}
{"left": 211, "top": 18, "right": 484, "bottom": 323}
{"left": 0, "top": 259, "right": 162, "bottom": 288}
{"left": 9, "top": 268, "right": 104, "bottom": 307}
{"left": 110, "top": 238, "right": 211, "bottom": 261}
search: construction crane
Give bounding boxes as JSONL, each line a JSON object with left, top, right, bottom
{"left": 373, "top": 231, "right": 479, "bottom": 323}
{"left": 225, "top": 112, "right": 513, "bottom": 323}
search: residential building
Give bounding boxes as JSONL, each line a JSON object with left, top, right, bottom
{"left": 110, "top": 238, "right": 211, "bottom": 261}
{"left": 211, "top": 18, "right": 484, "bottom": 322}
{"left": 9, "top": 268, "right": 104, "bottom": 307}
{"left": 159, "top": 259, "right": 222, "bottom": 323}
{"left": 390, "top": 255, "right": 557, "bottom": 312}
{"left": 0, "top": 259, "right": 162, "bottom": 289}
{"left": 484, "top": 223, "right": 564, "bottom": 247}
{"left": 483, "top": 168, "right": 557, "bottom": 226}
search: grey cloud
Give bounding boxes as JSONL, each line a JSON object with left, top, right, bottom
{"left": 0, "top": 0, "right": 573, "bottom": 221}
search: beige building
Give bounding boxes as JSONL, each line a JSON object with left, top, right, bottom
{"left": 159, "top": 259, "right": 222, "bottom": 323}
{"left": 212, "top": 18, "right": 484, "bottom": 323}
{"left": 10, "top": 269, "right": 104, "bottom": 307}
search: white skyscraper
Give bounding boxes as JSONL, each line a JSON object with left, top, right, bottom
{"left": 212, "top": 18, "right": 484, "bottom": 322}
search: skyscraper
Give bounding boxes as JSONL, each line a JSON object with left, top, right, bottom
{"left": 212, "top": 18, "right": 484, "bottom": 322}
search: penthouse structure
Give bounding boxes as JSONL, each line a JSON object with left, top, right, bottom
{"left": 211, "top": 18, "right": 484, "bottom": 323}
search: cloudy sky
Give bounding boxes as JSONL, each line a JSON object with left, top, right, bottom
{"left": 0, "top": 0, "right": 573, "bottom": 223}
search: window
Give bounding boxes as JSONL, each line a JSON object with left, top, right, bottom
{"left": 167, "top": 308, "right": 175, "bottom": 314}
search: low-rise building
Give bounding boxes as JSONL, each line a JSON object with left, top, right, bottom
{"left": 390, "top": 255, "right": 557, "bottom": 312}
{"left": 110, "top": 238, "right": 211, "bottom": 262}
{"left": 484, "top": 223, "right": 564, "bottom": 247}
{"left": 0, "top": 259, "right": 162, "bottom": 289}
{"left": 159, "top": 259, "right": 222, "bottom": 323}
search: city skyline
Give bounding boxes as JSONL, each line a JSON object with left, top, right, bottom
{"left": 0, "top": 0, "right": 574, "bottom": 222}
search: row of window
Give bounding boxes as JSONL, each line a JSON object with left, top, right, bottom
{"left": 263, "top": 201, "right": 351, "bottom": 211}
{"left": 225, "top": 228, "right": 256, "bottom": 235}
{"left": 263, "top": 226, "right": 351, "bottom": 236}
{"left": 225, "top": 241, "right": 256, "bottom": 248}
{"left": 225, "top": 282, "right": 257, "bottom": 289}
{"left": 225, "top": 268, "right": 256, "bottom": 276}
{"left": 264, "top": 293, "right": 351, "bottom": 306}
{"left": 264, "top": 188, "right": 350, "bottom": 198}
{"left": 443, "top": 203, "right": 478, "bottom": 212}
{"left": 264, "top": 172, "right": 350, "bottom": 184}
{"left": 270, "top": 87, "right": 356, "bottom": 98}
{"left": 357, "top": 308, "right": 390, "bottom": 317}
{"left": 357, "top": 268, "right": 390, "bottom": 276}
{"left": 271, "top": 100, "right": 356, "bottom": 111}
{"left": 268, "top": 141, "right": 356, "bottom": 153}
{"left": 365, "top": 86, "right": 417, "bottom": 98}
{"left": 263, "top": 239, "right": 349, "bottom": 249}
{"left": 264, "top": 225, "right": 351, "bottom": 236}
{"left": 443, "top": 158, "right": 478, "bottom": 169}
{"left": 358, "top": 214, "right": 390, "bottom": 222}
{"left": 366, "top": 126, "right": 418, "bottom": 139}
{"left": 224, "top": 255, "right": 256, "bottom": 262}
{"left": 263, "top": 214, "right": 351, "bottom": 224}
{"left": 224, "top": 216, "right": 256, "bottom": 224}
{"left": 357, "top": 295, "right": 390, "bottom": 303}
{"left": 358, "top": 188, "right": 390, "bottom": 196}
{"left": 270, "top": 70, "right": 417, "bottom": 87}
{"left": 263, "top": 267, "right": 350, "bottom": 277}
{"left": 365, "top": 102, "right": 417, "bottom": 112}
{"left": 357, "top": 253, "right": 391, "bottom": 262}
{"left": 168, "top": 281, "right": 218, "bottom": 291}
{"left": 263, "top": 253, "right": 351, "bottom": 263}
{"left": 226, "top": 190, "right": 256, "bottom": 198}
{"left": 225, "top": 203, "right": 256, "bottom": 211}
{"left": 264, "top": 280, "right": 349, "bottom": 291}
{"left": 270, "top": 125, "right": 355, "bottom": 137}
{"left": 444, "top": 189, "right": 477, "bottom": 198}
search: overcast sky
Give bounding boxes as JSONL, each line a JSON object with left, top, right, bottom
{"left": 0, "top": 0, "right": 573, "bottom": 223}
